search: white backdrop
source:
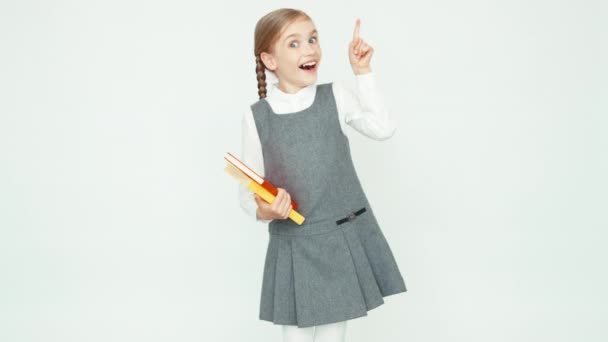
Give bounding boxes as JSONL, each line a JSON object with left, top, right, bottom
{"left": 1, "top": 1, "right": 606, "bottom": 341}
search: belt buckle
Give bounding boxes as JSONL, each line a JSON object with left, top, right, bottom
{"left": 346, "top": 212, "right": 357, "bottom": 222}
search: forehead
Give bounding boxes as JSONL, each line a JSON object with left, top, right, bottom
{"left": 278, "top": 18, "right": 316, "bottom": 40}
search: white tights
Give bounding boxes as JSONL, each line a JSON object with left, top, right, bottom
{"left": 282, "top": 320, "right": 347, "bottom": 342}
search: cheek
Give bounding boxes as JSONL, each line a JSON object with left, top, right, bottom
{"left": 290, "top": 55, "right": 301, "bottom": 67}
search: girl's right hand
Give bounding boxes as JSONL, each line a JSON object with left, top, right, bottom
{"left": 254, "top": 188, "right": 293, "bottom": 220}
{"left": 348, "top": 18, "right": 373, "bottom": 75}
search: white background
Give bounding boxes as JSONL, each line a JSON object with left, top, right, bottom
{"left": 1, "top": 1, "right": 606, "bottom": 341}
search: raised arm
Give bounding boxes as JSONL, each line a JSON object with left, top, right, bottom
{"left": 332, "top": 72, "right": 396, "bottom": 140}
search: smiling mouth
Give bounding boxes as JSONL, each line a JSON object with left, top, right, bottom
{"left": 299, "top": 61, "right": 317, "bottom": 70}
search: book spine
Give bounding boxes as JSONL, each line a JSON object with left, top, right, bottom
{"left": 260, "top": 180, "right": 299, "bottom": 210}
{"left": 248, "top": 181, "right": 305, "bottom": 225}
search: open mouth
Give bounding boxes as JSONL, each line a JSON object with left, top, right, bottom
{"left": 299, "top": 61, "right": 317, "bottom": 71}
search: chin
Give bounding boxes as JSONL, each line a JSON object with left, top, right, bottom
{"left": 303, "top": 74, "right": 318, "bottom": 85}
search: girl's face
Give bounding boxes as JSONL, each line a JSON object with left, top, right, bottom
{"left": 261, "top": 18, "right": 322, "bottom": 93}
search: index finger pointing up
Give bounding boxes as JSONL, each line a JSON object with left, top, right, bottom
{"left": 353, "top": 18, "right": 360, "bottom": 41}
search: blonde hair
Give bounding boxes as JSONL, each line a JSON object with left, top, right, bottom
{"left": 253, "top": 8, "right": 312, "bottom": 99}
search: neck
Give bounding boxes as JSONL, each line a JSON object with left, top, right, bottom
{"left": 277, "top": 81, "right": 306, "bottom": 94}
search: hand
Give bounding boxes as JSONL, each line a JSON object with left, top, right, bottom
{"left": 348, "top": 18, "right": 373, "bottom": 75}
{"left": 254, "top": 188, "right": 293, "bottom": 221}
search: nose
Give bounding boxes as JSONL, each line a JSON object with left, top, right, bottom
{"left": 302, "top": 41, "right": 315, "bottom": 53}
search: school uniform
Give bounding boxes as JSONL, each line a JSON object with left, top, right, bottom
{"left": 239, "top": 73, "right": 407, "bottom": 328}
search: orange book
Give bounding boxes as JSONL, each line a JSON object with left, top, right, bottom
{"left": 224, "top": 152, "right": 299, "bottom": 210}
{"left": 224, "top": 162, "right": 305, "bottom": 225}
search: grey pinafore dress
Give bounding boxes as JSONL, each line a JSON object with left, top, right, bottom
{"left": 251, "top": 82, "right": 407, "bottom": 328}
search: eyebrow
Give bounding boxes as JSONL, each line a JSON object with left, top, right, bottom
{"left": 283, "top": 29, "right": 318, "bottom": 42}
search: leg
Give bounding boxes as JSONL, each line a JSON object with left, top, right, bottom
{"left": 313, "top": 320, "right": 347, "bottom": 342}
{"left": 282, "top": 324, "right": 314, "bottom": 342}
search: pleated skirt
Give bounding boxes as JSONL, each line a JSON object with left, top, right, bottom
{"left": 259, "top": 207, "right": 407, "bottom": 328}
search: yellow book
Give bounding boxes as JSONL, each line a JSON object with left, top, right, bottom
{"left": 224, "top": 162, "right": 305, "bottom": 225}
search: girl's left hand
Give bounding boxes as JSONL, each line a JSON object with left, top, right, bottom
{"left": 348, "top": 18, "right": 373, "bottom": 75}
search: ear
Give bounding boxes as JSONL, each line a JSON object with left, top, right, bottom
{"left": 260, "top": 52, "right": 277, "bottom": 71}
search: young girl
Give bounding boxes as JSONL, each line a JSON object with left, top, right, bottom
{"left": 238, "top": 8, "right": 407, "bottom": 342}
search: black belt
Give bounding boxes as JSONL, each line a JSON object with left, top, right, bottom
{"left": 335, "top": 207, "right": 367, "bottom": 225}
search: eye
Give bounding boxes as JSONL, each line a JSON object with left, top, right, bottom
{"left": 289, "top": 41, "right": 299, "bottom": 48}
{"left": 309, "top": 36, "right": 317, "bottom": 43}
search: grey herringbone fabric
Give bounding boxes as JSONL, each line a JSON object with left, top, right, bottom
{"left": 251, "top": 83, "right": 407, "bottom": 328}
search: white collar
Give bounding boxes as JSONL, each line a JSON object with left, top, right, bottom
{"left": 268, "top": 80, "right": 317, "bottom": 101}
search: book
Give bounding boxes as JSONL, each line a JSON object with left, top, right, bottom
{"left": 224, "top": 152, "right": 299, "bottom": 210}
{"left": 224, "top": 162, "right": 305, "bottom": 225}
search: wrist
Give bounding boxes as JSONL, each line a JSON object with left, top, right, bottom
{"left": 353, "top": 66, "right": 372, "bottom": 75}
{"left": 256, "top": 207, "right": 265, "bottom": 221}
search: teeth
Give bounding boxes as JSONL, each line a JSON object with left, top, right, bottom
{"left": 300, "top": 61, "right": 316, "bottom": 68}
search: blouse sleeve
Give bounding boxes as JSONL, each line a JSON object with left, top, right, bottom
{"left": 239, "top": 107, "right": 273, "bottom": 223}
{"left": 332, "top": 72, "right": 396, "bottom": 140}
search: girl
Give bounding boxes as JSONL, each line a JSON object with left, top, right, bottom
{"left": 238, "top": 8, "right": 407, "bottom": 342}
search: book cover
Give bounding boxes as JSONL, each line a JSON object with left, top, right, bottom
{"left": 224, "top": 162, "right": 305, "bottom": 225}
{"left": 224, "top": 152, "right": 299, "bottom": 210}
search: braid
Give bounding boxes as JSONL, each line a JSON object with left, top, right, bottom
{"left": 255, "top": 55, "right": 267, "bottom": 99}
